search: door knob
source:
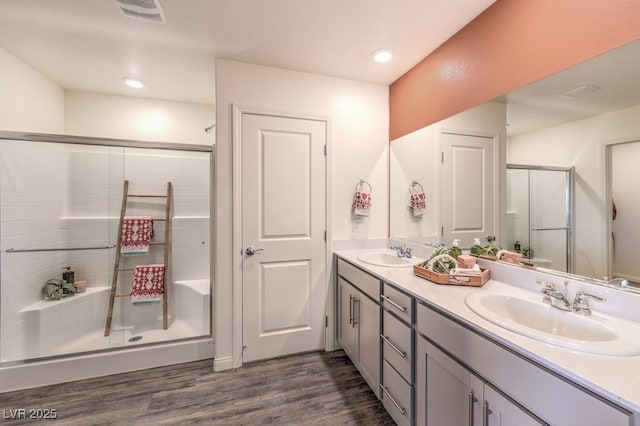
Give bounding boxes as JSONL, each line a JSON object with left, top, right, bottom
{"left": 245, "top": 246, "right": 264, "bottom": 256}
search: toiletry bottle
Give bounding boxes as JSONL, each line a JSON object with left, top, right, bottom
{"left": 62, "top": 266, "right": 75, "bottom": 284}
{"left": 471, "top": 238, "right": 484, "bottom": 256}
{"left": 514, "top": 240, "right": 521, "bottom": 252}
{"left": 449, "top": 239, "right": 462, "bottom": 259}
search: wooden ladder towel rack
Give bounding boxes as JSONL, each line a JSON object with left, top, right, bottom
{"left": 104, "top": 180, "right": 172, "bottom": 337}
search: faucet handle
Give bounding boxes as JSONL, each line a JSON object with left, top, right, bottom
{"left": 535, "top": 280, "right": 556, "bottom": 289}
{"left": 573, "top": 291, "right": 606, "bottom": 316}
{"left": 535, "top": 280, "right": 556, "bottom": 304}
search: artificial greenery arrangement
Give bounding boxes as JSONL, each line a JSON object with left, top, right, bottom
{"left": 470, "top": 241, "right": 501, "bottom": 257}
{"left": 520, "top": 247, "right": 534, "bottom": 260}
{"left": 420, "top": 246, "right": 460, "bottom": 274}
{"left": 42, "top": 278, "right": 76, "bottom": 301}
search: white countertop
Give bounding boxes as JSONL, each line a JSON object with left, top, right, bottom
{"left": 335, "top": 248, "right": 640, "bottom": 414}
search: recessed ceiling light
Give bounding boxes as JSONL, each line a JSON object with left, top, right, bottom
{"left": 372, "top": 48, "right": 393, "bottom": 63}
{"left": 123, "top": 77, "right": 144, "bottom": 89}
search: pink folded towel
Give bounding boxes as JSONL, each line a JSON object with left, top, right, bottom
{"left": 120, "top": 216, "right": 153, "bottom": 255}
{"left": 410, "top": 191, "right": 427, "bottom": 216}
{"left": 130, "top": 264, "right": 165, "bottom": 305}
{"left": 352, "top": 191, "right": 372, "bottom": 216}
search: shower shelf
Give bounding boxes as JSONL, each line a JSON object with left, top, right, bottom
{"left": 21, "top": 286, "right": 110, "bottom": 313}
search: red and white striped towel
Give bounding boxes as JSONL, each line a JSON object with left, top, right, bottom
{"left": 120, "top": 216, "right": 153, "bottom": 255}
{"left": 130, "top": 264, "right": 165, "bottom": 305}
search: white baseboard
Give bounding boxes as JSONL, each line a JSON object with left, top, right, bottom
{"left": 0, "top": 338, "right": 213, "bottom": 393}
{"left": 213, "top": 355, "right": 234, "bottom": 371}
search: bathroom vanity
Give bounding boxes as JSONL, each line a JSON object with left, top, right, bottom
{"left": 335, "top": 248, "right": 640, "bottom": 426}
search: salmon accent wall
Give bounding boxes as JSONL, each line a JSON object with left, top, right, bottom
{"left": 389, "top": 0, "right": 640, "bottom": 141}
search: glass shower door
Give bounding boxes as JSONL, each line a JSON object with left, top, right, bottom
{"left": 506, "top": 165, "right": 573, "bottom": 272}
{"left": 1, "top": 138, "right": 211, "bottom": 366}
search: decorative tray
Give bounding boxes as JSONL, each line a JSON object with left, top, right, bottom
{"left": 413, "top": 264, "right": 490, "bottom": 287}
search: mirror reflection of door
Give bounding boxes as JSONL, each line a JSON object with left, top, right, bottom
{"left": 610, "top": 141, "right": 640, "bottom": 285}
{"left": 440, "top": 131, "right": 495, "bottom": 248}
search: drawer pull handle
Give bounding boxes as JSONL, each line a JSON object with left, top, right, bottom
{"left": 380, "top": 335, "right": 407, "bottom": 358}
{"left": 482, "top": 401, "right": 492, "bottom": 426}
{"left": 468, "top": 391, "right": 478, "bottom": 426}
{"left": 353, "top": 299, "right": 360, "bottom": 326}
{"left": 349, "top": 295, "right": 353, "bottom": 325}
{"left": 379, "top": 384, "right": 406, "bottom": 415}
{"left": 381, "top": 294, "right": 407, "bottom": 312}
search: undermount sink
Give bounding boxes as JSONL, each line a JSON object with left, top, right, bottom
{"left": 465, "top": 292, "right": 640, "bottom": 356}
{"left": 357, "top": 250, "right": 423, "bottom": 268}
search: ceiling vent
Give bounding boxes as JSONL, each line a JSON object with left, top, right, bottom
{"left": 557, "top": 85, "right": 601, "bottom": 99}
{"left": 114, "top": 0, "right": 165, "bottom": 23}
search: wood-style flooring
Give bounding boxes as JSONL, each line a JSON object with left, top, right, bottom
{"left": 0, "top": 350, "right": 394, "bottom": 425}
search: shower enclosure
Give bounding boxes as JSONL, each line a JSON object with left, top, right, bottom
{"left": 506, "top": 165, "right": 573, "bottom": 272}
{"left": 0, "top": 135, "right": 212, "bottom": 366}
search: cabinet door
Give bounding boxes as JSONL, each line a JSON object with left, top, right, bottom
{"left": 338, "top": 278, "right": 357, "bottom": 358}
{"left": 416, "top": 336, "right": 483, "bottom": 426}
{"left": 356, "top": 292, "right": 380, "bottom": 397}
{"left": 483, "top": 384, "right": 545, "bottom": 426}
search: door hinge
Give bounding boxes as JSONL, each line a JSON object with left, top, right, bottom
{"left": 325, "top": 315, "right": 328, "bottom": 327}
{"left": 441, "top": 152, "right": 444, "bottom": 163}
{"left": 324, "top": 144, "right": 327, "bottom": 156}
{"left": 324, "top": 230, "right": 327, "bottom": 242}
{"left": 441, "top": 226, "right": 444, "bottom": 237}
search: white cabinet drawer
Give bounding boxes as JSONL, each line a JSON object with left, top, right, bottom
{"left": 382, "top": 282, "right": 412, "bottom": 324}
{"left": 416, "top": 302, "right": 632, "bottom": 426}
{"left": 382, "top": 359, "right": 413, "bottom": 426}
{"left": 337, "top": 258, "right": 380, "bottom": 300}
{"left": 382, "top": 310, "right": 412, "bottom": 383}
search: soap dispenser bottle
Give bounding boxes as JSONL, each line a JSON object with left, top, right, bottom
{"left": 471, "top": 238, "right": 484, "bottom": 256}
{"left": 62, "top": 266, "right": 75, "bottom": 284}
{"left": 449, "top": 239, "right": 462, "bottom": 259}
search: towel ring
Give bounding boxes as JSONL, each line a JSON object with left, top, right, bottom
{"left": 410, "top": 180, "right": 424, "bottom": 194}
{"left": 356, "top": 179, "right": 372, "bottom": 194}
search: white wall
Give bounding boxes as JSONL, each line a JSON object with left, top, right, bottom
{"left": 64, "top": 91, "right": 215, "bottom": 145}
{"left": 390, "top": 102, "right": 507, "bottom": 243}
{"left": 0, "top": 48, "right": 64, "bottom": 133}
{"left": 508, "top": 104, "right": 640, "bottom": 280}
{"left": 214, "top": 59, "right": 389, "bottom": 368}
{"left": 610, "top": 141, "right": 640, "bottom": 281}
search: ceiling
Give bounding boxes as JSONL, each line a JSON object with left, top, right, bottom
{"left": 498, "top": 39, "right": 640, "bottom": 136}
{"left": 0, "top": 0, "right": 497, "bottom": 106}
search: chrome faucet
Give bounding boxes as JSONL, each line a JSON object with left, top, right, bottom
{"left": 536, "top": 280, "right": 606, "bottom": 315}
{"left": 391, "top": 245, "right": 412, "bottom": 258}
{"left": 607, "top": 277, "right": 630, "bottom": 288}
{"left": 536, "top": 280, "right": 572, "bottom": 311}
{"left": 573, "top": 291, "right": 606, "bottom": 316}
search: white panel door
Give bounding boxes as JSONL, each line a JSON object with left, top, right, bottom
{"left": 440, "top": 132, "right": 495, "bottom": 248}
{"left": 242, "top": 113, "right": 327, "bottom": 362}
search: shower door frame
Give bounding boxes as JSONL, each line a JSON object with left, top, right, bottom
{"left": 506, "top": 164, "right": 574, "bottom": 273}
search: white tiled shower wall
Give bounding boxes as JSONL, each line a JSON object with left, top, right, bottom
{"left": 0, "top": 140, "right": 210, "bottom": 362}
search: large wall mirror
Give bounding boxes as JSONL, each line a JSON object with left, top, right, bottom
{"left": 390, "top": 38, "right": 640, "bottom": 286}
